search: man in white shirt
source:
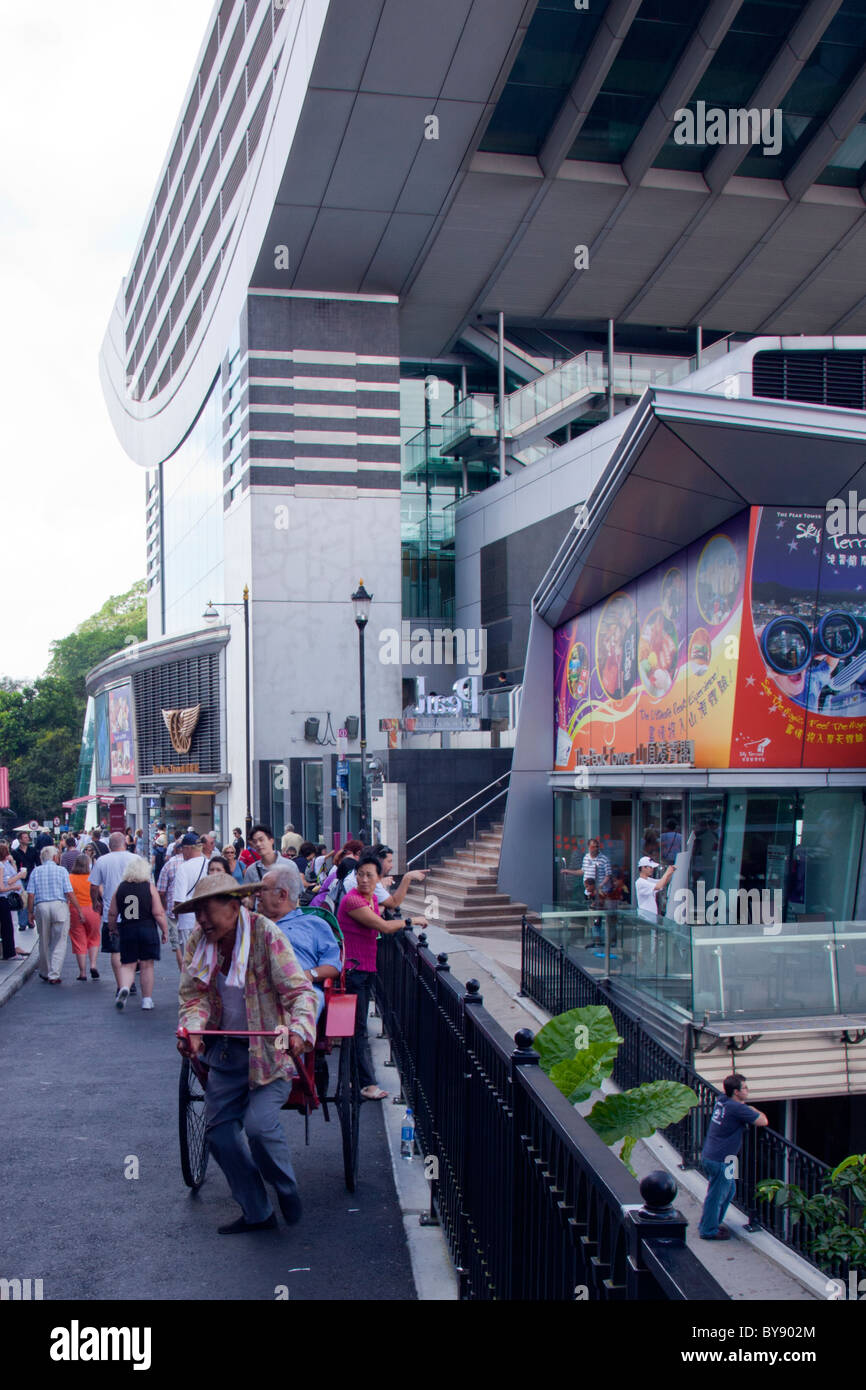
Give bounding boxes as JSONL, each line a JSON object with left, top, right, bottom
{"left": 634, "top": 856, "right": 674, "bottom": 922}
{"left": 172, "top": 835, "right": 211, "bottom": 950}
{"left": 201, "top": 830, "right": 219, "bottom": 862}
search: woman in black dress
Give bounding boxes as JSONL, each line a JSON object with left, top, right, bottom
{"left": 108, "top": 856, "right": 169, "bottom": 1011}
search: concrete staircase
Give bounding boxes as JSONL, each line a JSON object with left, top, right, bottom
{"left": 400, "top": 822, "right": 537, "bottom": 940}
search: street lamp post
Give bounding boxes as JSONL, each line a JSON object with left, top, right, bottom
{"left": 351, "top": 580, "right": 372, "bottom": 843}
{"left": 204, "top": 588, "right": 253, "bottom": 845}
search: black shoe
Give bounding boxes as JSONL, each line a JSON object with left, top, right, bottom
{"left": 699, "top": 1229, "right": 731, "bottom": 1241}
{"left": 217, "top": 1213, "right": 278, "bottom": 1235}
{"left": 129, "top": 982, "right": 137, "bottom": 996}
{"left": 40, "top": 974, "right": 49, "bottom": 981}
{"left": 279, "top": 1192, "right": 302, "bottom": 1226}
{"left": 90, "top": 968, "right": 100, "bottom": 979}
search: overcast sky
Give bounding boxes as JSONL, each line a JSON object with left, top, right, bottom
{"left": 0, "top": 0, "right": 214, "bottom": 681}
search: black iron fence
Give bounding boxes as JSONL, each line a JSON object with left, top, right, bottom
{"left": 374, "top": 925, "right": 727, "bottom": 1301}
{"left": 521, "top": 917, "right": 840, "bottom": 1275}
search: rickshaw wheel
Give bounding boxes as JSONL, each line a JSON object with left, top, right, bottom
{"left": 334, "top": 1038, "right": 360, "bottom": 1192}
{"left": 179, "top": 1057, "right": 209, "bottom": 1190}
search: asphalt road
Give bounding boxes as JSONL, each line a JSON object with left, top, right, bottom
{"left": 0, "top": 946, "right": 416, "bottom": 1301}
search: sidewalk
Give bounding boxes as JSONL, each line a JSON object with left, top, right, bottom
{"left": 0, "top": 917, "right": 40, "bottom": 1006}
{"left": 415, "top": 922, "right": 822, "bottom": 1302}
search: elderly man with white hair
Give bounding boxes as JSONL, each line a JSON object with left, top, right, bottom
{"left": 26, "top": 845, "right": 78, "bottom": 985}
{"left": 255, "top": 863, "right": 341, "bottom": 1021}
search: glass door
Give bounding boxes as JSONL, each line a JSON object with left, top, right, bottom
{"left": 302, "top": 761, "right": 323, "bottom": 843}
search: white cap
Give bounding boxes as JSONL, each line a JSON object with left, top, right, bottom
{"left": 638, "top": 856, "right": 659, "bottom": 869}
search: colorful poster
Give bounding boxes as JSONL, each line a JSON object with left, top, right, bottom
{"left": 554, "top": 513, "right": 748, "bottom": 770}
{"left": 108, "top": 684, "right": 135, "bottom": 786}
{"left": 94, "top": 693, "right": 110, "bottom": 786}
{"left": 732, "top": 506, "right": 866, "bottom": 768}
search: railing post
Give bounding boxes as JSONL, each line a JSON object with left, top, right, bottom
{"left": 518, "top": 913, "right": 527, "bottom": 996}
{"left": 558, "top": 940, "right": 566, "bottom": 1017}
{"left": 624, "top": 1170, "right": 688, "bottom": 1299}
{"left": 510, "top": 1027, "right": 540, "bottom": 1301}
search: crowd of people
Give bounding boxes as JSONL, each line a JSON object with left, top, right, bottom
{"left": 3, "top": 816, "right": 429, "bottom": 1233}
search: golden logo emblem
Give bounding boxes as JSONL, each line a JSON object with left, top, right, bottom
{"left": 161, "top": 705, "right": 201, "bottom": 755}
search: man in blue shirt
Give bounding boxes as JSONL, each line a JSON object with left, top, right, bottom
{"left": 699, "top": 1073, "right": 768, "bottom": 1240}
{"left": 26, "top": 846, "right": 78, "bottom": 984}
{"left": 256, "top": 864, "right": 341, "bottom": 1020}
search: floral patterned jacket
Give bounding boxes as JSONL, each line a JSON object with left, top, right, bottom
{"left": 177, "top": 911, "right": 318, "bottom": 1087}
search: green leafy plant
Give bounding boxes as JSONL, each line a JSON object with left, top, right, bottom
{"left": 757, "top": 1155, "right": 866, "bottom": 1269}
{"left": 535, "top": 1006, "right": 698, "bottom": 1175}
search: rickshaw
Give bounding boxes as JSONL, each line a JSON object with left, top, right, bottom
{"left": 178, "top": 907, "right": 361, "bottom": 1193}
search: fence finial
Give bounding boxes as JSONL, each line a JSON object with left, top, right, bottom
{"left": 638, "top": 1170, "right": 679, "bottom": 1220}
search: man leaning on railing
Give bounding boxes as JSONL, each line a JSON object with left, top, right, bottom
{"left": 698, "top": 1073, "right": 768, "bottom": 1241}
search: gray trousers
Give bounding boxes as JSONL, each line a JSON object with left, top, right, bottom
{"left": 35, "top": 900, "right": 70, "bottom": 981}
{"left": 203, "top": 1038, "right": 298, "bottom": 1223}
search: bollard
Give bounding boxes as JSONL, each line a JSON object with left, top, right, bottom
{"left": 624, "top": 1171, "right": 689, "bottom": 1300}
{"left": 510, "top": 1029, "right": 540, "bottom": 1299}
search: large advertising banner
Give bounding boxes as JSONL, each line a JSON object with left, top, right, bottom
{"left": 731, "top": 506, "right": 866, "bottom": 768}
{"left": 554, "top": 513, "right": 747, "bottom": 770}
{"left": 108, "top": 683, "right": 135, "bottom": 786}
{"left": 94, "top": 692, "right": 110, "bottom": 786}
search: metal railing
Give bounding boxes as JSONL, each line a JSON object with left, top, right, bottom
{"left": 374, "top": 926, "right": 728, "bottom": 1301}
{"left": 405, "top": 771, "right": 510, "bottom": 870}
{"left": 520, "top": 918, "right": 845, "bottom": 1275}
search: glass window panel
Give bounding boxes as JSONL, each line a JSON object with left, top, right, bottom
{"left": 735, "top": 112, "right": 813, "bottom": 178}
{"left": 816, "top": 118, "right": 866, "bottom": 184}
{"left": 568, "top": 93, "right": 654, "bottom": 164}
{"left": 480, "top": 84, "right": 570, "bottom": 157}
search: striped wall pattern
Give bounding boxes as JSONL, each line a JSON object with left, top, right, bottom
{"left": 223, "top": 292, "right": 402, "bottom": 502}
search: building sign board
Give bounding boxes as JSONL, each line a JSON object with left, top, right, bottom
{"left": 108, "top": 684, "right": 135, "bottom": 785}
{"left": 555, "top": 506, "right": 866, "bottom": 772}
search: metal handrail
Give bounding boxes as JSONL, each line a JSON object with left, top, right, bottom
{"left": 405, "top": 771, "right": 510, "bottom": 847}
{"left": 406, "top": 786, "right": 508, "bottom": 869}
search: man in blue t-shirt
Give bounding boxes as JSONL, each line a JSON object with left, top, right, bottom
{"left": 256, "top": 864, "right": 341, "bottom": 1021}
{"left": 699, "top": 1073, "right": 768, "bottom": 1240}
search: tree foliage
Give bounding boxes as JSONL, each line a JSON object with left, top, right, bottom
{"left": 0, "top": 581, "right": 146, "bottom": 820}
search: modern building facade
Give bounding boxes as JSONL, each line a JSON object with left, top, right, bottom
{"left": 97, "top": 0, "right": 866, "bottom": 872}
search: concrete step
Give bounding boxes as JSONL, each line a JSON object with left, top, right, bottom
{"left": 405, "top": 890, "right": 515, "bottom": 912}
{"left": 426, "top": 865, "right": 499, "bottom": 885}
{"left": 419, "top": 874, "right": 500, "bottom": 895}
{"left": 451, "top": 848, "right": 500, "bottom": 867}
{"left": 403, "top": 890, "right": 530, "bottom": 919}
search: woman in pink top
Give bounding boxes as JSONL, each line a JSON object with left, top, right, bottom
{"left": 337, "top": 853, "right": 406, "bottom": 1100}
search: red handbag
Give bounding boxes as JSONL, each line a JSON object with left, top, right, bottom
{"left": 323, "top": 975, "right": 357, "bottom": 1037}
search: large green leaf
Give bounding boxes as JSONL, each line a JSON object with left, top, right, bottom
{"left": 548, "top": 1041, "right": 621, "bottom": 1104}
{"left": 535, "top": 1005, "right": 623, "bottom": 1077}
{"left": 586, "top": 1081, "right": 699, "bottom": 1146}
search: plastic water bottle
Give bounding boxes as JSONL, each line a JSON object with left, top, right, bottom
{"left": 400, "top": 1107, "right": 415, "bottom": 1161}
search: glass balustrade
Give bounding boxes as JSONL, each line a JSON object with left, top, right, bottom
{"left": 534, "top": 909, "right": 866, "bottom": 1023}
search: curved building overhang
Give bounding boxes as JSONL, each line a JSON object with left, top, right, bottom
{"left": 535, "top": 387, "right": 866, "bottom": 632}
{"left": 99, "top": 0, "right": 332, "bottom": 471}
{"left": 85, "top": 625, "right": 230, "bottom": 696}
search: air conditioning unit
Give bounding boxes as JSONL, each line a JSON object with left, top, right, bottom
{"left": 344, "top": 716, "right": 359, "bottom": 739}
{"left": 304, "top": 717, "right": 320, "bottom": 742}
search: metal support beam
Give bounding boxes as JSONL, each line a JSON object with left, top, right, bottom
{"left": 607, "top": 319, "right": 615, "bottom": 420}
{"left": 497, "top": 310, "right": 506, "bottom": 481}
